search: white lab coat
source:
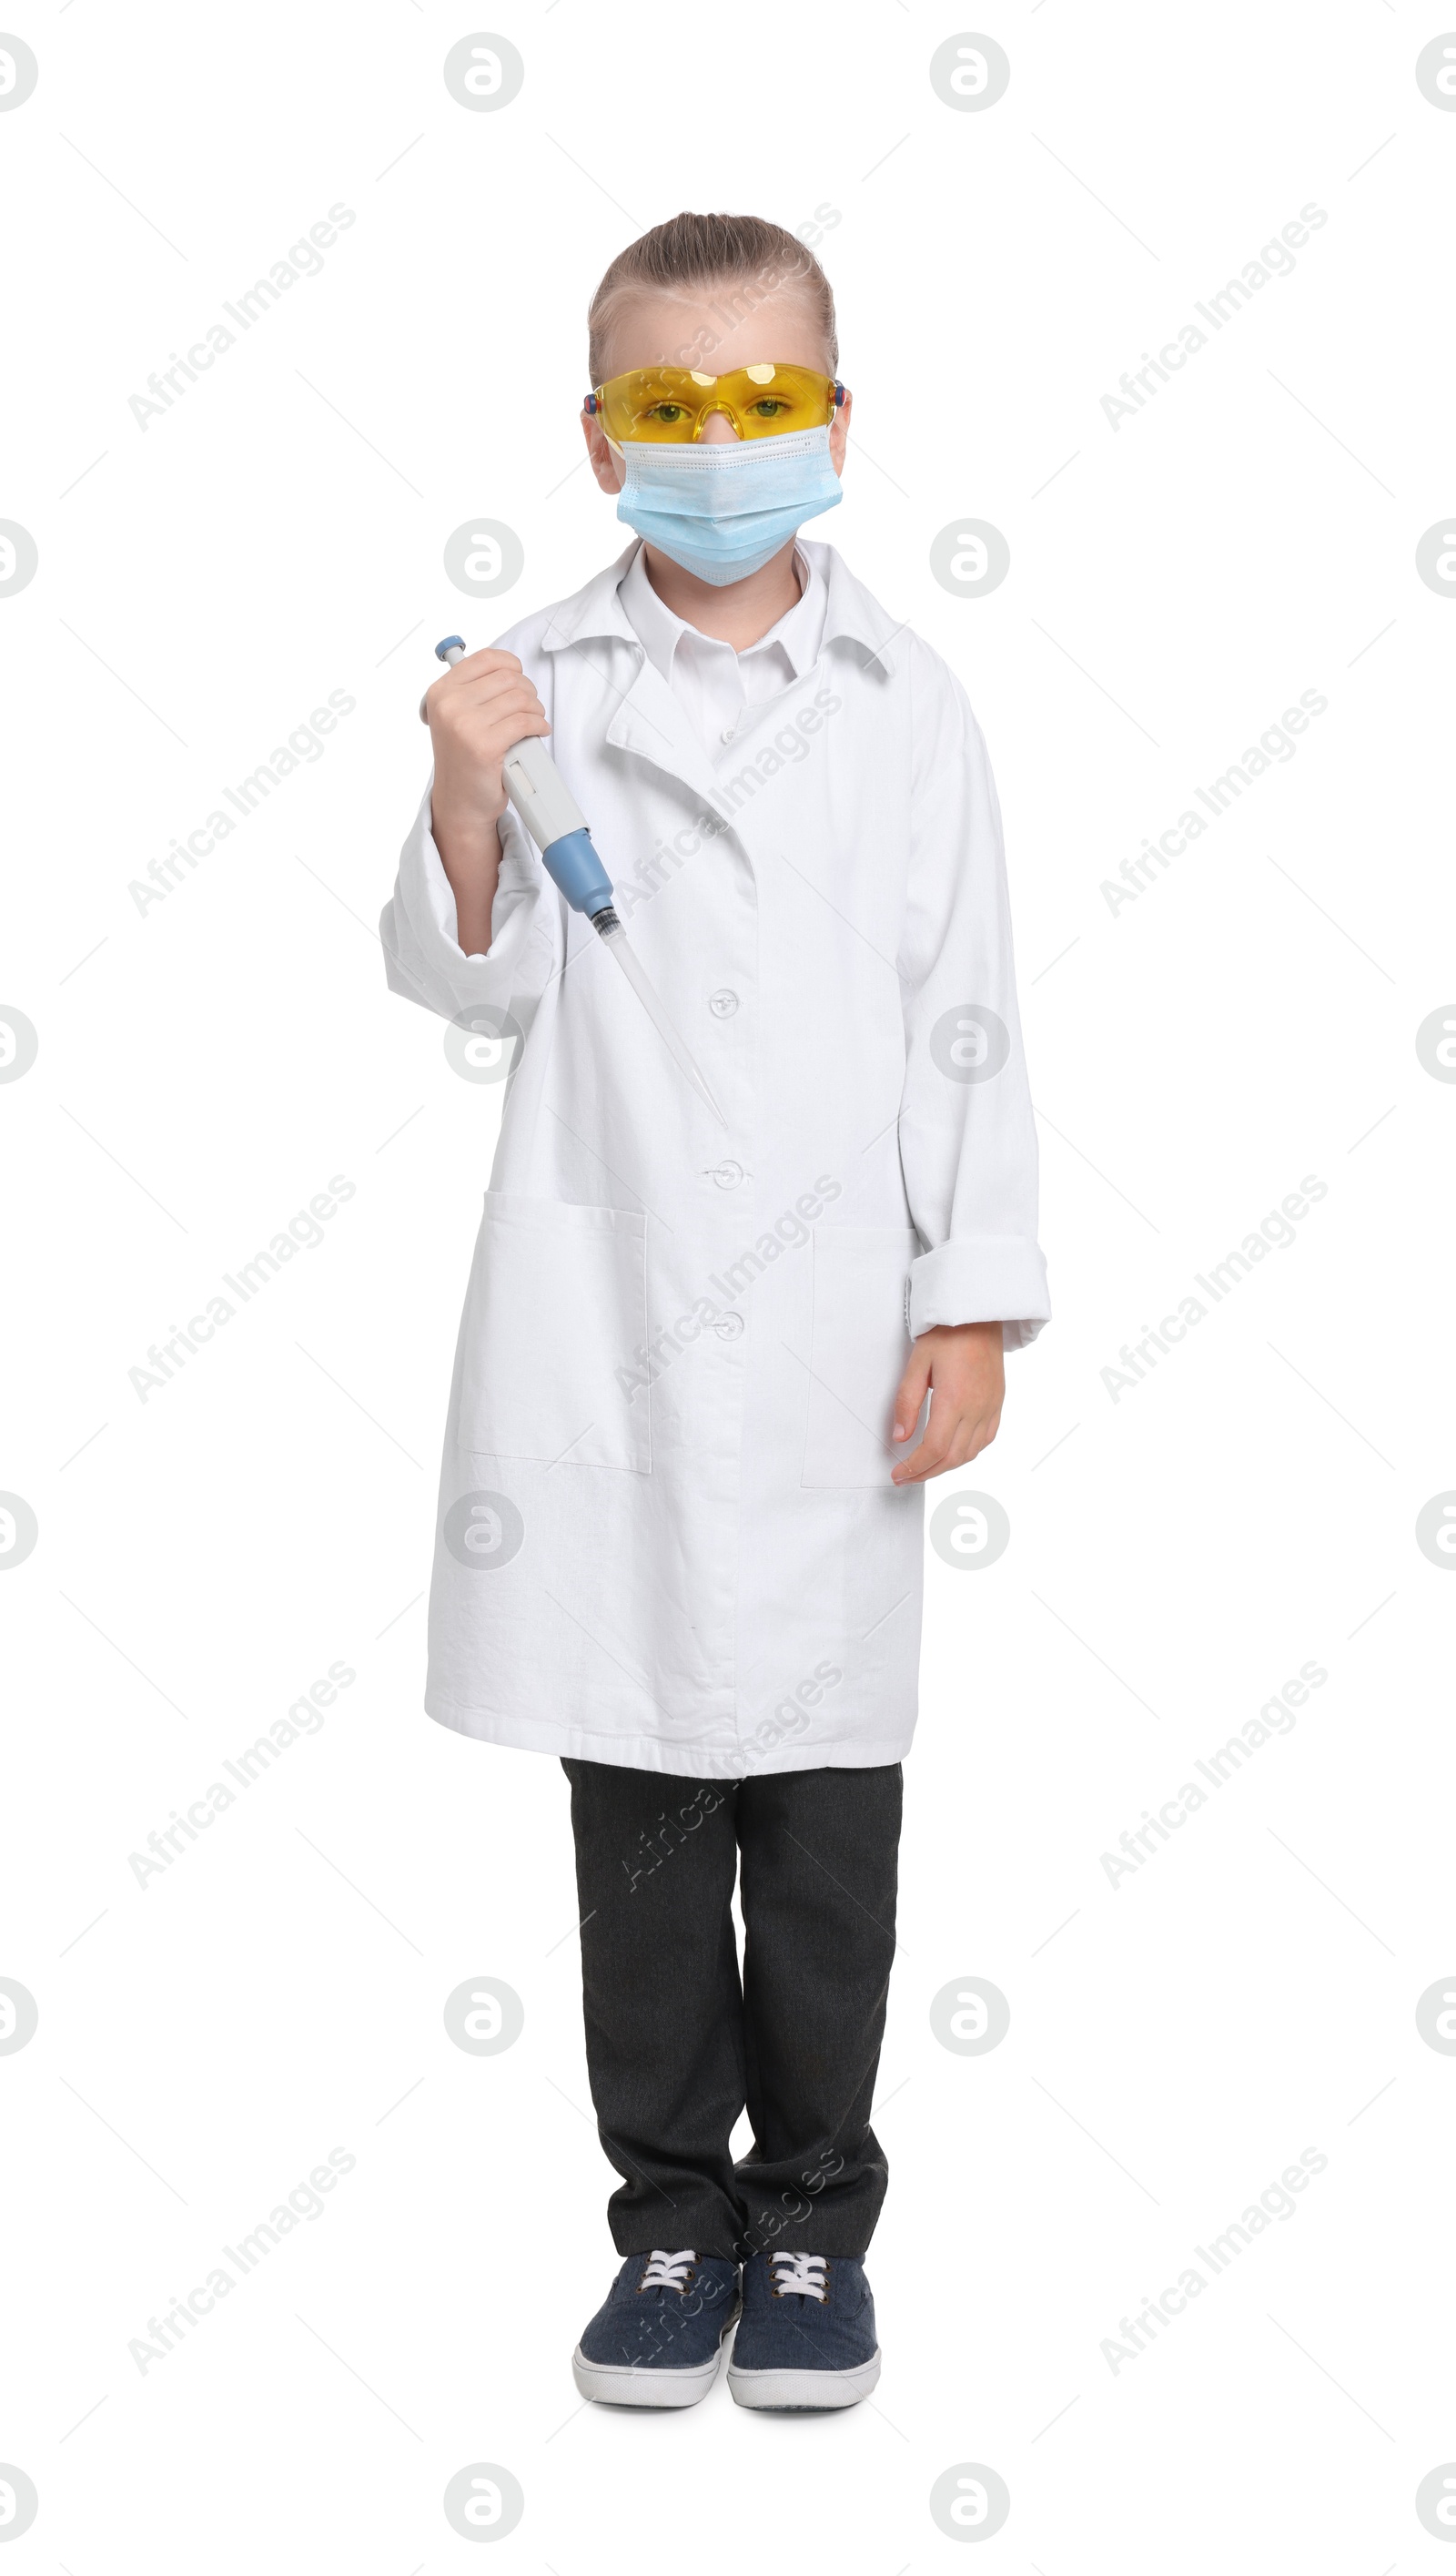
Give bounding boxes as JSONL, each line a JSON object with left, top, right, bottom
{"left": 380, "top": 539, "right": 1049, "bottom": 1780}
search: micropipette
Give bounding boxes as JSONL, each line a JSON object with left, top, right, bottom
{"left": 423, "top": 636, "right": 725, "bottom": 1126}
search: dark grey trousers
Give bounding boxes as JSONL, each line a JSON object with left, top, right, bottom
{"left": 561, "top": 1756, "right": 902, "bottom": 2261}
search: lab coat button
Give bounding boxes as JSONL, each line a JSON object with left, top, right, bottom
{"left": 708, "top": 1161, "right": 744, "bottom": 1190}
{"left": 709, "top": 989, "right": 739, "bottom": 1017}
{"left": 713, "top": 1311, "right": 744, "bottom": 1341}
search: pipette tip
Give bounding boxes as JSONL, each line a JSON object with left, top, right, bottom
{"left": 598, "top": 918, "right": 727, "bottom": 1126}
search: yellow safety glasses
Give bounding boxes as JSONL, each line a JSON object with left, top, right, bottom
{"left": 587, "top": 361, "right": 845, "bottom": 443}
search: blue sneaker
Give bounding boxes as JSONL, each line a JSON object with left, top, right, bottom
{"left": 727, "top": 2251, "right": 881, "bottom": 2410}
{"left": 573, "top": 2249, "right": 740, "bottom": 2408}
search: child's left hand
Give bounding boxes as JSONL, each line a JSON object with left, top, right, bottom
{"left": 889, "top": 1322, "right": 1005, "bottom": 1486}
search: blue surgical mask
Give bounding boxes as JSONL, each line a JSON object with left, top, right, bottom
{"left": 611, "top": 425, "right": 842, "bottom": 586}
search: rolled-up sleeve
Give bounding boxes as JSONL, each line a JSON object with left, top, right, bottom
{"left": 898, "top": 657, "right": 1050, "bottom": 1350}
{"left": 379, "top": 785, "right": 560, "bottom": 1025}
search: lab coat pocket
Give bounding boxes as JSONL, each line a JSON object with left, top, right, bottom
{"left": 456, "top": 1194, "right": 650, "bottom": 1472}
{"left": 801, "top": 1224, "right": 919, "bottom": 1488}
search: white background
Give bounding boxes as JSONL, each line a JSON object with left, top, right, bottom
{"left": 5, "top": 0, "right": 1455, "bottom": 2565}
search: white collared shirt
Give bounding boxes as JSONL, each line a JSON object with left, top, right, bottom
{"left": 616, "top": 541, "right": 828, "bottom": 766}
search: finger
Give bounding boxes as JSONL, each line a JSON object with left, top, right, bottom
{"left": 428, "top": 677, "right": 549, "bottom": 732}
{"left": 892, "top": 1348, "right": 932, "bottom": 1444}
{"left": 470, "top": 698, "right": 551, "bottom": 740}
{"left": 935, "top": 1406, "right": 1003, "bottom": 1478}
{"left": 961, "top": 1404, "right": 1001, "bottom": 1460}
{"left": 426, "top": 653, "right": 527, "bottom": 710}
{"left": 920, "top": 1382, "right": 961, "bottom": 1455}
{"left": 890, "top": 1411, "right": 954, "bottom": 1483}
{"left": 890, "top": 1437, "right": 948, "bottom": 1486}
{"left": 892, "top": 1381, "right": 978, "bottom": 1483}
{"left": 435, "top": 670, "right": 545, "bottom": 717}
{"left": 446, "top": 647, "right": 523, "bottom": 681}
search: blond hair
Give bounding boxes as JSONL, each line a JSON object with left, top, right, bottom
{"left": 587, "top": 210, "right": 838, "bottom": 388}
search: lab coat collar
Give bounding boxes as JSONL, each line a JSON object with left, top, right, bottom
{"left": 537, "top": 538, "right": 902, "bottom": 679}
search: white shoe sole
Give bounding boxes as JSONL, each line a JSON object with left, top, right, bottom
{"left": 727, "top": 2348, "right": 882, "bottom": 2411}
{"left": 571, "top": 2341, "right": 728, "bottom": 2409}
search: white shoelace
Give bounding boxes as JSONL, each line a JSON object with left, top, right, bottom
{"left": 638, "top": 2249, "right": 697, "bottom": 2291}
{"left": 771, "top": 2252, "right": 827, "bottom": 2300}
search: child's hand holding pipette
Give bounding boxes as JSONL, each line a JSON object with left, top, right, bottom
{"left": 422, "top": 647, "right": 551, "bottom": 955}
{"left": 416, "top": 636, "right": 724, "bottom": 1122}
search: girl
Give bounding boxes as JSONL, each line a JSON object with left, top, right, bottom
{"left": 381, "top": 210, "right": 1049, "bottom": 2410}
